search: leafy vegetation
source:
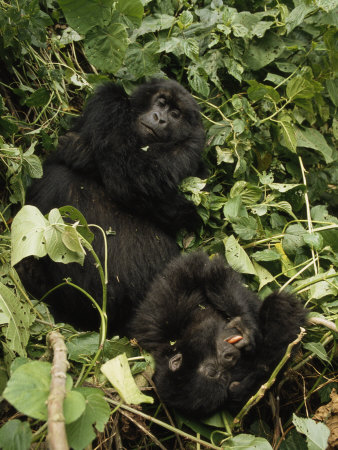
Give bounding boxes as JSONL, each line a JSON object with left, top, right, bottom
{"left": 0, "top": 0, "right": 337, "bottom": 448}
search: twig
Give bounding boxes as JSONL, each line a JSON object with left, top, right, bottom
{"left": 119, "top": 409, "right": 167, "bottom": 450}
{"left": 105, "top": 398, "right": 221, "bottom": 450}
{"left": 233, "top": 327, "right": 306, "bottom": 427}
{"left": 47, "top": 331, "right": 69, "bottom": 450}
{"left": 308, "top": 317, "right": 338, "bottom": 333}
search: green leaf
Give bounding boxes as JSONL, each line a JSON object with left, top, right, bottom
{"left": 64, "top": 390, "right": 86, "bottom": 424}
{"left": 286, "top": 76, "right": 315, "bottom": 100}
{"left": 0, "top": 282, "right": 34, "bottom": 357}
{"left": 309, "top": 268, "right": 338, "bottom": 300}
{"left": 3, "top": 361, "right": 73, "bottom": 421}
{"left": 247, "top": 81, "right": 280, "bottom": 103}
{"left": 285, "top": 5, "right": 316, "bottom": 34}
{"left": 225, "top": 235, "right": 256, "bottom": 275}
{"left": 279, "top": 120, "right": 297, "bottom": 153}
{"left": 180, "top": 177, "right": 206, "bottom": 194}
{"left": 22, "top": 154, "right": 43, "bottom": 178}
{"left": 57, "top": 0, "right": 112, "bottom": 34}
{"left": 295, "top": 127, "right": 334, "bottom": 163}
{"left": 84, "top": 23, "right": 128, "bottom": 74}
{"left": 101, "top": 353, "right": 154, "bottom": 404}
{"left": 253, "top": 261, "right": 275, "bottom": 290}
{"left": 59, "top": 206, "right": 94, "bottom": 244}
{"left": 282, "top": 224, "right": 306, "bottom": 255}
{"left": 275, "top": 243, "right": 298, "bottom": 278}
{"left": 66, "top": 332, "right": 100, "bottom": 362}
{"left": 115, "top": 0, "right": 143, "bottom": 27}
{"left": 303, "top": 342, "right": 330, "bottom": 364}
{"left": 222, "top": 433, "right": 273, "bottom": 449}
{"left": 252, "top": 249, "right": 281, "bottom": 262}
{"left": 232, "top": 216, "right": 258, "bottom": 240}
{"left": 303, "top": 233, "right": 324, "bottom": 251}
{"left": 25, "top": 87, "right": 50, "bottom": 107}
{"left": 243, "top": 31, "right": 284, "bottom": 70}
{"left": 183, "top": 38, "right": 199, "bottom": 60}
{"left": 0, "top": 420, "right": 32, "bottom": 450}
{"left": 188, "top": 67, "right": 210, "bottom": 97}
{"left": 292, "top": 414, "right": 330, "bottom": 450}
{"left": 66, "top": 388, "right": 110, "bottom": 450}
{"left": 223, "top": 196, "right": 248, "bottom": 219}
{"left": 123, "top": 41, "right": 160, "bottom": 79}
{"left": 178, "top": 10, "right": 193, "bottom": 29}
{"left": 11, "top": 205, "right": 48, "bottom": 266}
{"left": 132, "top": 14, "right": 174, "bottom": 38}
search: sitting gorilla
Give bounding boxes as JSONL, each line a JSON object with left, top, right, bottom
{"left": 20, "top": 79, "right": 205, "bottom": 334}
{"left": 130, "top": 252, "right": 306, "bottom": 417}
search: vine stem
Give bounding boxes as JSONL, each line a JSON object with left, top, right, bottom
{"left": 232, "top": 327, "right": 306, "bottom": 428}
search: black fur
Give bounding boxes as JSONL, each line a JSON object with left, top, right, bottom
{"left": 130, "top": 252, "right": 306, "bottom": 417}
{"left": 20, "top": 79, "right": 205, "bottom": 334}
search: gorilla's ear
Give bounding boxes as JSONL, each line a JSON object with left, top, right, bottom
{"left": 169, "top": 353, "right": 183, "bottom": 372}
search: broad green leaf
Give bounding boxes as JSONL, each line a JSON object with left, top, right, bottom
{"left": 285, "top": 5, "right": 316, "bottom": 34}
{"left": 0, "top": 283, "right": 34, "bottom": 357}
{"left": 282, "top": 224, "right": 306, "bottom": 255}
{"left": 222, "top": 433, "right": 273, "bottom": 449}
{"left": 188, "top": 67, "right": 210, "bottom": 97}
{"left": 286, "top": 76, "right": 315, "bottom": 100}
{"left": 115, "top": 0, "right": 143, "bottom": 27}
{"left": 84, "top": 23, "right": 128, "bottom": 74}
{"left": 3, "top": 361, "right": 73, "bottom": 421}
{"left": 303, "top": 233, "right": 324, "bottom": 251}
{"left": 253, "top": 261, "right": 275, "bottom": 290}
{"left": 58, "top": 0, "right": 112, "bottom": 34}
{"left": 225, "top": 235, "right": 256, "bottom": 275}
{"left": 11, "top": 205, "right": 48, "bottom": 266}
{"left": 216, "top": 147, "right": 234, "bottom": 164}
{"left": 223, "top": 196, "right": 248, "bottom": 219}
{"left": 180, "top": 177, "right": 206, "bottom": 194}
{"left": 123, "top": 41, "right": 160, "bottom": 79}
{"left": 232, "top": 217, "right": 258, "bottom": 240}
{"left": 309, "top": 268, "right": 338, "bottom": 299}
{"left": 66, "top": 388, "right": 110, "bottom": 450}
{"left": 23, "top": 154, "right": 43, "bottom": 178}
{"left": 25, "top": 87, "right": 50, "bottom": 107}
{"left": 43, "top": 225, "right": 85, "bottom": 265}
{"left": 59, "top": 206, "right": 94, "bottom": 244}
{"left": 101, "top": 353, "right": 153, "bottom": 404}
{"left": 247, "top": 81, "right": 280, "bottom": 103}
{"left": 183, "top": 38, "right": 199, "bottom": 60}
{"left": 0, "top": 420, "right": 32, "bottom": 450}
{"left": 316, "top": 0, "right": 338, "bottom": 12}
{"left": 178, "top": 10, "right": 193, "bottom": 29}
{"left": 132, "top": 14, "right": 174, "bottom": 38}
{"left": 252, "top": 249, "right": 281, "bottom": 262}
{"left": 243, "top": 31, "right": 284, "bottom": 70}
{"left": 279, "top": 428, "right": 307, "bottom": 450}
{"left": 295, "top": 127, "right": 334, "bottom": 163}
{"left": 64, "top": 390, "right": 86, "bottom": 424}
{"left": 66, "top": 332, "right": 100, "bottom": 362}
{"left": 303, "top": 342, "right": 330, "bottom": 364}
{"left": 326, "top": 79, "right": 338, "bottom": 107}
{"left": 279, "top": 120, "right": 297, "bottom": 153}
{"left": 269, "top": 183, "right": 302, "bottom": 193}
{"left": 292, "top": 415, "right": 330, "bottom": 450}
{"left": 208, "top": 122, "right": 232, "bottom": 146}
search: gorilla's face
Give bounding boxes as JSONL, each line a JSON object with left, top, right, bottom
{"left": 153, "top": 306, "right": 244, "bottom": 417}
{"left": 131, "top": 79, "right": 202, "bottom": 145}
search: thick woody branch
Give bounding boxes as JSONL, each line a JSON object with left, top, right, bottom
{"left": 47, "top": 331, "right": 69, "bottom": 450}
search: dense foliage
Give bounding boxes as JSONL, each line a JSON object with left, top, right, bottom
{"left": 0, "top": 0, "right": 337, "bottom": 448}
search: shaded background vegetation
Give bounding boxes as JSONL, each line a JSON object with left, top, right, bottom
{"left": 0, "top": 0, "right": 337, "bottom": 448}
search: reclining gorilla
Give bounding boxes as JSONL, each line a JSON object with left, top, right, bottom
{"left": 21, "top": 78, "right": 205, "bottom": 334}
{"left": 130, "top": 252, "right": 306, "bottom": 417}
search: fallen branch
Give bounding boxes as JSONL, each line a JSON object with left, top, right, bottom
{"left": 233, "top": 327, "right": 306, "bottom": 428}
{"left": 47, "top": 331, "right": 69, "bottom": 450}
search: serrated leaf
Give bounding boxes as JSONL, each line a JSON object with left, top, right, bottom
{"left": 292, "top": 414, "right": 330, "bottom": 450}
{"left": 123, "top": 41, "right": 160, "bottom": 79}
{"left": 84, "top": 23, "right": 128, "bottom": 74}
{"left": 115, "top": 0, "right": 143, "bottom": 27}
{"left": 25, "top": 87, "right": 50, "bottom": 107}
{"left": 0, "top": 282, "right": 34, "bottom": 357}
{"left": 253, "top": 261, "right": 275, "bottom": 290}
{"left": 232, "top": 217, "right": 257, "bottom": 240}
{"left": 286, "top": 76, "right": 315, "bottom": 100}
{"left": 178, "top": 10, "right": 193, "bottom": 29}
{"left": 223, "top": 196, "right": 248, "bottom": 219}
{"left": 0, "top": 420, "right": 32, "bottom": 450}
{"left": 11, "top": 205, "right": 48, "bottom": 266}
{"left": 188, "top": 68, "right": 210, "bottom": 97}
{"left": 101, "top": 354, "right": 153, "bottom": 405}
{"left": 58, "top": 0, "right": 112, "bottom": 34}
{"left": 252, "top": 249, "right": 281, "bottom": 262}
{"left": 243, "top": 31, "right": 284, "bottom": 70}
{"left": 225, "top": 235, "right": 256, "bottom": 275}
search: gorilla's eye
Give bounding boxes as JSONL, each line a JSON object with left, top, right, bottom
{"left": 157, "top": 97, "right": 166, "bottom": 108}
{"left": 170, "top": 109, "right": 181, "bottom": 119}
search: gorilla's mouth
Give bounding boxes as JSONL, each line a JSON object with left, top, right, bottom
{"left": 140, "top": 121, "right": 158, "bottom": 139}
